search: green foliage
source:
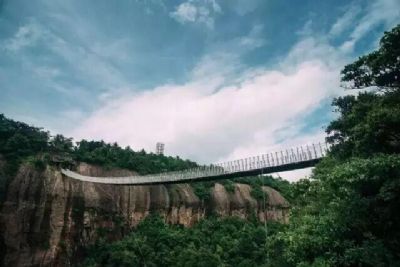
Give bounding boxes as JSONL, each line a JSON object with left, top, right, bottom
{"left": 30, "top": 157, "right": 47, "bottom": 171}
{"left": 277, "top": 155, "right": 400, "bottom": 266}
{"left": 82, "top": 214, "right": 283, "bottom": 267}
{"left": 0, "top": 114, "right": 197, "bottom": 204}
{"left": 222, "top": 180, "right": 235, "bottom": 193}
{"left": 0, "top": 114, "right": 49, "bottom": 160}
{"left": 326, "top": 91, "right": 400, "bottom": 159}
{"left": 341, "top": 24, "right": 399, "bottom": 89}
{"left": 74, "top": 140, "right": 197, "bottom": 175}
{"left": 0, "top": 114, "right": 50, "bottom": 203}
{"left": 49, "top": 134, "right": 73, "bottom": 153}
{"left": 0, "top": 114, "right": 197, "bottom": 176}
{"left": 191, "top": 181, "right": 214, "bottom": 201}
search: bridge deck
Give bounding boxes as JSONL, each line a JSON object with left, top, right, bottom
{"left": 61, "top": 142, "right": 327, "bottom": 185}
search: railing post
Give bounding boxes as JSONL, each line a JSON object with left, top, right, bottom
{"left": 325, "top": 141, "right": 329, "bottom": 155}
{"left": 296, "top": 147, "right": 300, "bottom": 161}
{"left": 312, "top": 143, "right": 318, "bottom": 158}
{"left": 291, "top": 148, "right": 296, "bottom": 162}
{"left": 319, "top": 142, "right": 323, "bottom": 157}
{"left": 306, "top": 145, "right": 311, "bottom": 160}
{"left": 300, "top": 146, "right": 304, "bottom": 160}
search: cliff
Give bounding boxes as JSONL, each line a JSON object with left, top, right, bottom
{"left": 0, "top": 162, "right": 289, "bottom": 267}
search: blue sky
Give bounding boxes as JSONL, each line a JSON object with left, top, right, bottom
{"left": 1, "top": 0, "right": 399, "bottom": 179}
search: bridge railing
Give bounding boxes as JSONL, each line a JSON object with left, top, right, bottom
{"left": 149, "top": 141, "right": 330, "bottom": 179}
{"left": 61, "top": 141, "right": 329, "bottom": 184}
{"left": 206, "top": 141, "right": 329, "bottom": 174}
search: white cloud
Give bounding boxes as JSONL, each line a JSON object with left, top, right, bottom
{"left": 282, "top": 37, "right": 344, "bottom": 70}
{"left": 3, "top": 19, "right": 43, "bottom": 51}
{"left": 171, "top": 2, "right": 198, "bottom": 23}
{"left": 238, "top": 24, "right": 265, "bottom": 49}
{"left": 296, "top": 20, "right": 313, "bottom": 37}
{"left": 170, "top": 0, "right": 222, "bottom": 28}
{"left": 69, "top": 38, "right": 340, "bottom": 167}
{"left": 328, "top": 5, "right": 360, "bottom": 38}
{"left": 337, "top": 0, "right": 400, "bottom": 53}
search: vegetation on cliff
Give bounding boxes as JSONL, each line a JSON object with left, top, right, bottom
{"left": 0, "top": 115, "right": 197, "bottom": 174}
{"left": 0, "top": 115, "right": 197, "bottom": 204}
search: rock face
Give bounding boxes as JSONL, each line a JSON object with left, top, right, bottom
{"left": 0, "top": 162, "right": 289, "bottom": 267}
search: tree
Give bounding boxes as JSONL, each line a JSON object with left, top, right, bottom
{"left": 326, "top": 91, "right": 400, "bottom": 158}
{"left": 49, "top": 134, "right": 73, "bottom": 153}
{"left": 279, "top": 25, "right": 400, "bottom": 266}
{"left": 327, "top": 24, "right": 400, "bottom": 158}
{"left": 341, "top": 24, "right": 399, "bottom": 90}
{"left": 278, "top": 155, "right": 400, "bottom": 267}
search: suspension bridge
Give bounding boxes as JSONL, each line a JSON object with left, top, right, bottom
{"left": 61, "top": 142, "right": 329, "bottom": 185}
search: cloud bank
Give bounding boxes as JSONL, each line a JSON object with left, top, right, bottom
{"left": 70, "top": 42, "right": 339, "bottom": 164}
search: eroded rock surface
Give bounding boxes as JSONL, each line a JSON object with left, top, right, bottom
{"left": 0, "top": 162, "right": 289, "bottom": 267}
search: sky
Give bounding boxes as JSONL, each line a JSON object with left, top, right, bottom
{"left": 1, "top": 0, "right": 399, "bottom": 181}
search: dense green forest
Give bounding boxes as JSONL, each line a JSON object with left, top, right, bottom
{"left": 0, "top": 114, "right": 197, "bottom": 175}
{"left": 79, "top": 25, "right": 400, "bottom": 266}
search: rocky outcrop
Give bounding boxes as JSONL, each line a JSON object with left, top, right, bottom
{"left": 211, "top": 183, "right": 289, "bottom": 222}
{"left": 0, "top": 162, "right": 289, "bottom": 267}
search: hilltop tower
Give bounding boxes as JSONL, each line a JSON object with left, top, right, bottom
{"left": 156, "top": 142, "right": 165, "bottom": 155}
